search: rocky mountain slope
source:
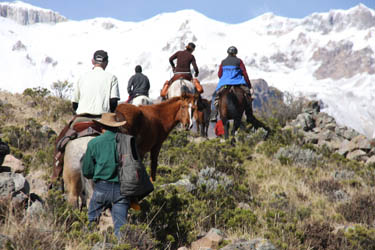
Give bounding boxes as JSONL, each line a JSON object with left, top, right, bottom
{"left": 1, "top": 88, "right": 375, "bottom": 249}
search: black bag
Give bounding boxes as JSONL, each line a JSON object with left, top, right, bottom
{"left": 0, "top": 139, "right": 10, "bottom": 166}
{"left": 116, "top": 133, "right": 154, "bottom": 200}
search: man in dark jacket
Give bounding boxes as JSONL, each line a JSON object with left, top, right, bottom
{"left": 160, "top": 42, "right": 200, "bottom": 98}
{"left": 210, "top": 46, "right": 253, "bottom": 122}
{"left": 127, "top": 65, "right": 150, "bottom": 103}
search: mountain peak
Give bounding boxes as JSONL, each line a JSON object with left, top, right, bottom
{"left": 0, "top": 1, "right": 67, "bottom": 25}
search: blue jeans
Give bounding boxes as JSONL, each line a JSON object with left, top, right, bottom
{"left": 88, "top": 180, "right": 130, "bottom": 237}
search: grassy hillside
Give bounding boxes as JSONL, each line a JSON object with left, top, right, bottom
{"left": 0, "top": 89, "right": 374, "bottom": 250}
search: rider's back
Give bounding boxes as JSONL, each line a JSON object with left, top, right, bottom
{"left": 218, "top": 56, "right": 245, "bottom": 86}
{"left": 128, "top": 72, "right": 150, "bottom": 97}
{"left": 170, "top": 50, "right": 197, "bottom": 73}
{"left": 73, "top": 67, "right": 119, "bottom": 115}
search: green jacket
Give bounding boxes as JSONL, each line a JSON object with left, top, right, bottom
{"left": 82, "top": 130, "right": 119, "bottom": 182}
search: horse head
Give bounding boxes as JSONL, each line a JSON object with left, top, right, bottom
{"left": 178, "top": 92, "right": 199, "bottom": 130}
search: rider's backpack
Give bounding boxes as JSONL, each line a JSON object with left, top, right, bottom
{"left": 116, "top": 133, "right": 154, "bottom": 200}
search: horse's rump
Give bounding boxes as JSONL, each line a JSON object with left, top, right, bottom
{"left": 131, "top": 95, "right": 153, "bottom": 106}
{"left": 63, "top": 136, "right": 95, "bottom": 206}
{"left": 219, "top": 85, "right": 245, "bottom": 120}
{"left": 167, "top": 78, "right": 195, "bottom": 99}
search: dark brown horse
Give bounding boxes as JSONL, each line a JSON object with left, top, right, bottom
{"left": 193, "top": 98, "right": 211, "bottom": 137}
{"left": 115, "top": 92, "right": 198, "bottom": 181}
{"left": 218, "top": 85, "right": 269, "bottom": 139}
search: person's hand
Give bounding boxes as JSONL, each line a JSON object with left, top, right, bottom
{"left": 194, "top": 72, "right": 199, "bottom": 78}
{"left": 172, "top": 67, "right": 176, "bottom": 73}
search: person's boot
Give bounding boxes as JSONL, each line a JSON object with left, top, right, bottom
{"left": 160, "top": 80, "right": 169, "bottom": 98}
{"left": 210, "top": 105, "right": 218, "bottom": 122}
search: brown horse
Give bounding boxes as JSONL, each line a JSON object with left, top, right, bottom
{"left": 193, "top": 98, "right": 211, "bottom": 137}
{"left": 218, "top": 85, "right": 269, "bottom": 139}
{"left": 62, "top": 93, "right": 198, "bottom": 207}
{"left": 115, "top": 92, "right": 199, "bottom": 181}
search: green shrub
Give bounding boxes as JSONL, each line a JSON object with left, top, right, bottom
{"left": 23, "top": 87, "right": 50, "bottom": 98}
{"left": 226, "top": 208, "right": 257, "bottom": 231}
{"left": 345, "top": 225, "right": 375, "bottom": 250}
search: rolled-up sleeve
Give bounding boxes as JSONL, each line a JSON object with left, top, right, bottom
{"left": 110, "top": 76, "right": 120, "bottom": 100}
{"left": 72, "top": 80, "right": 80, "bottom": 103}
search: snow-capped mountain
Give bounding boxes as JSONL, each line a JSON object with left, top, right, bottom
{"left": 0, "top": 1, "right": 374, "bottom": 138}
{"left": 0, "top": 1, "right": 66, "bottom": 25}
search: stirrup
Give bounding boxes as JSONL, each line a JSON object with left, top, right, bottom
{"left": 210, "top": 114, "right": 217, "bottom": 122}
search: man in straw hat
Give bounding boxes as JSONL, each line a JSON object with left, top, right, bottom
{"left": 82, "top": 113, "right": 129, "bottom": 238}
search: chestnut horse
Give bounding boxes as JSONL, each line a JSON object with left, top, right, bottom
{"left": 116, "top": 92, "right": 198, "bottom": 181}
{"left": 218, "top": 85, "right": 269, "bottom": 139}
{"left": 62, "top": 93, "right": 198, "bottom": 207}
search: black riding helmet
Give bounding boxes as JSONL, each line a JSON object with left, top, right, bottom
{"left": 227, "top": 46, "right": 238, "bottom": 55}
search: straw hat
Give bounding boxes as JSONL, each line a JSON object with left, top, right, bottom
{"left": 93, "top": 113, "right": 126, "bottom": 127}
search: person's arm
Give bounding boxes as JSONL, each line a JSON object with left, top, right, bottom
{"left": 192, "top": 56, "right": 199, "bottom": 77}
{"left": 239, "top": 59, "right": 251, "bottom": 88}
{"left": 145, "top": 76, "right": 150, "bottom": 94}
{"left": 169, "top": 52, "right": 178, "bottom": 71}
{"left": 218, "top": 63, "right": 223, "bottom": 78}
{"left": 82, "top": 145, "right": 95, "bottom": 179}
{"left": 72, "top": 102, "right": 78, "bottom": 112}
{"left": 110, "top": 98, "right": 118, "bottom": 112}
{"left": 71, "top": 79, "right": 80, "bottom": 104}
{"left": 127, "top": 76, "right": 134, "bottom": 95}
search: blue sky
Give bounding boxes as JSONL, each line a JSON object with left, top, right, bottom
{"left": 7, "top": 0, "right": 375, "bottom": 23}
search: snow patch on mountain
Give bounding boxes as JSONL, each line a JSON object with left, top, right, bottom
{"left": 0, "top": 3, "right": 374, "bottom": 138}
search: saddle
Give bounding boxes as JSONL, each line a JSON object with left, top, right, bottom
{"left": 214, "top": 85, "right": 252, "bottom": 107}
{"left": 170, "top": 73, "right": 192, "bottom": 84}
{"left": 161, "top": 73, "right": 203, "bottom": 98}
{"left": 54, "top": 118, "right": 101, "bottom": 174}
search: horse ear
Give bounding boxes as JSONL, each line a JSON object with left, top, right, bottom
{"left": 115, "top": 111, "right": 126, "bottom": 122}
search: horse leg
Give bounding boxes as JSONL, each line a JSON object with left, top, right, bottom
{"left": 232, "top": 119, "right": 242, "bottom": 136}
{"left": 63, "top": 166, "right": 82, "bottom": 208}
{"left": 204, "top": 122, "right": 209, "bottom": 137}
{"left": 150, "top": 145, "right": 162, "bottom": 181}
{"left": 223, "top": 119, "right": 230, "bottom": 139}
{"left": 200, "top": 121, "right": 205, "bottom": 137}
